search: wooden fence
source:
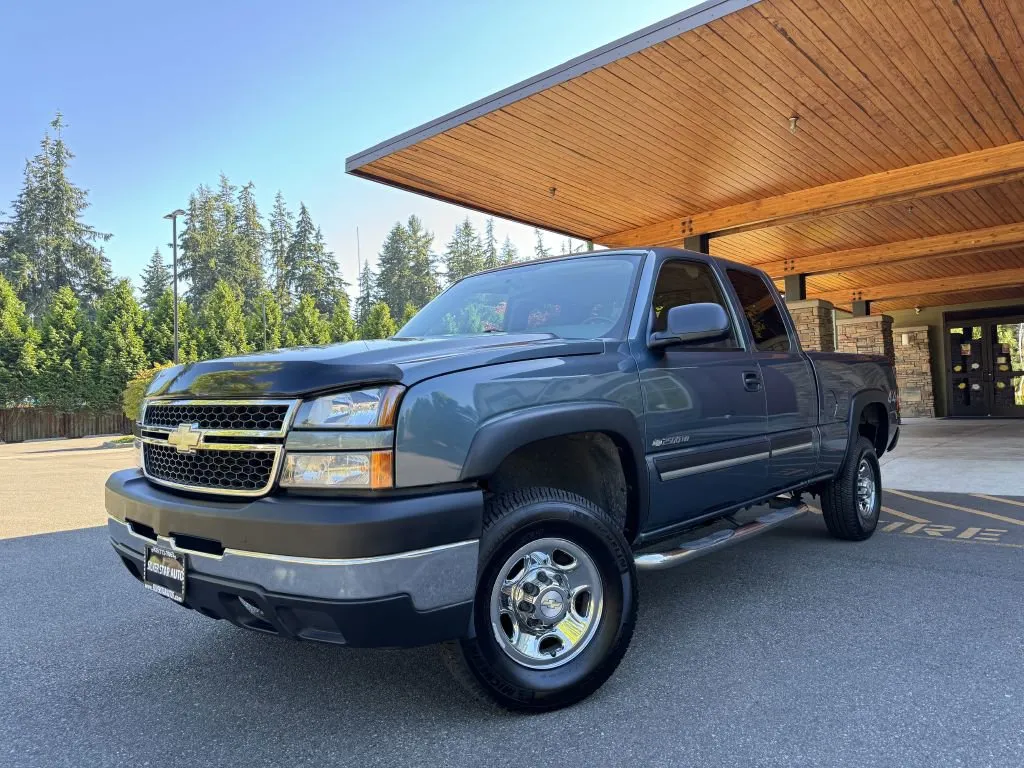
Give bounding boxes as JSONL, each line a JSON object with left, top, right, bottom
{"left": 0, "top": 408, "right": 133, "bottom": 443}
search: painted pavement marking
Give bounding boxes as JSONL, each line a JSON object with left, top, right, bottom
{"left": 972, "top": 493, "right": 1024, "bottom": 509}
{"left": 886, "top": 489, "right": 1024, "bottom": 527}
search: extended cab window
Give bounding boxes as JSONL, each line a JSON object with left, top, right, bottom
{"left": 651, "top": 260, "right": 739, "bottom": 349}
{"left": 726, "top": 269, "right": 791, "bottom": 352}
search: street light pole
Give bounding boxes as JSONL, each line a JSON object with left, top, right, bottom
{"left": 163, "top": 209, "right": 186, "bottom": 364}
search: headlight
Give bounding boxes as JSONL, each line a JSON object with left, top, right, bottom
{"left": 293, "top": 386, "right": 403, "bottom": 429}
{"left": 280, "top": 451, "right": 393, "bottom": 489}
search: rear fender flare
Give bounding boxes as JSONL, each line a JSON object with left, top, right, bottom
{"left": 842, "top": 389, "right": 890, "bottom": 467}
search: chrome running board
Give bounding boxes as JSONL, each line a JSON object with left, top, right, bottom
{"left": 634, "top": 504, "right": 809, "bottom": 571}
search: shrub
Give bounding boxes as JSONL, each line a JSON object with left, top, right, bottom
{"left": 122, "top": 362, "right": 175, "bottom": 421}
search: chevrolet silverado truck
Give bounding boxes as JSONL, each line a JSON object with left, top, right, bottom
{"left": 106, "top": 247, "right": 898, "bottom": 711}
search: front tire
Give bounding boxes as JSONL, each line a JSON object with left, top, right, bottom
{"left": 442, "top": 487, "right": 637, "bottom": 712}
{"left": 819, "top": 436, "right": 881, "bottom": 541}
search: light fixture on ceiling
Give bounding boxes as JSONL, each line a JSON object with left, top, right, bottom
{"left": 788, "top": 115, "right": 799, "bottom": 134}
{"left": 549, "top": 186, "right": 557, "bottom": 198}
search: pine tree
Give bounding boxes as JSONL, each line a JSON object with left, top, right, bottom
{"left": 376, "top": 221, "right": 411, "bottom": 315}
{"left": 534, "top": 229, "right": 552, "bottom": 260}
{"left": 246, "top": 289, "right": 283, "bottom": 351}
{"left": 444, "top": 218, "right": 485, "bottom": 285}
{"left": 94, "top": 279, "right": 149, "bottom": 408}
{"left": 267, "top": 191, "right": 293, "bottom": 311}
{"left": 286, "top": 205, "right": 343, "bottom": 315}
{"left": 359, "top": 302, "right": 397, "bottom": 340}
{"left": 499, "top": 236, "right": 518, "bottom": 265}
{"left": 234, "top": 181, "right": 267, "bottom": 310}
{"left": 179, "top": 185, "right": 220, "bottom": 305}
{"left": 197, "top": 280, "right": 251, "bottom": 359}
{"left": 143, "top": 289, "right": 197, "bottom": 363}
{"left": 285, "top": 294, "right": 331, "bottom": 346}
{"left": 329, "top": 293, "right": 356, "bottom": 343}
{"left": 405, "top": 215, "right": 439, "bottom": 307}
{"left": 483, "top": 218, "right": 499, "bottom": 270}
{"left": 0, "top": 275, "right": 39, "bottom": 406}
{"left": 37, "top": 286, "right": 93, "bottom": 410}
{"left": 355, "top": 261, "right": 377, "bottom": 327}
{"left": 0, "top": 113, "right": 112, "bottom": 316}
{"left": 140, "top": 248, "right": 170, "bottom": 312}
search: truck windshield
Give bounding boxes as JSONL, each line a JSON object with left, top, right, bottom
{"left": 398, "top": 253, "right": 642, "bottom": 340}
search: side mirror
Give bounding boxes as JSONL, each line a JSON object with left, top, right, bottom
{"left": 649, "top": 302, "right": 731, "bottom": 349}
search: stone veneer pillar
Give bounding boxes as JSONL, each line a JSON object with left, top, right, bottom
{"left": 836, "top": 314, "right": 895, "bottom": 367}
{"left": 893, "top": 325, "right": 935, "bottom": 417}
{"left": 787, "top": 299, "right": 836, "bottom": 352}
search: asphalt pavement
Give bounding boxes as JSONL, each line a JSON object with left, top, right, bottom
{"left": 3, "top": 498, "right": 1022, "bottom": 768}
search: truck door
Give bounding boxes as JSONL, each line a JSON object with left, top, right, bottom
{"left": 634, "top": 257, "right": 769, "bottom": 531}
{"left": 724, "top": 268, "right": 819, "bottom": 491}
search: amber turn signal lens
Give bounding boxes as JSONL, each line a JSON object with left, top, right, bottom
{"left": 370, "top": 450, "right": 394, "bottom": 489}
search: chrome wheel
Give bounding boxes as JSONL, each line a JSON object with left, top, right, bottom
{"left": 489, "top": 537, "right": 604, "bottom": 670}
{"left": 856, "top": 458, "right": 878, "bottom": 524}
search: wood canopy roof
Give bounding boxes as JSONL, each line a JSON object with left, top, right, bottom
{"left": 346, "top": 0, "right": 1024, "bottom": 312}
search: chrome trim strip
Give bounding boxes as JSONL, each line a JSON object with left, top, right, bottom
{"left": 109, "top": 517, "right": 479, "bottom": 610}
{"left": 659, "top": 450, "right": 769, "bottom": 481}
{"left": 771, "top": 442, "right": 814, "bottom": 457}
{"left": 285, "top": 429, "right": 394, "bottom": 452}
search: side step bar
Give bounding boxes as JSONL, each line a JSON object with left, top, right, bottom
{"left": 634, "top": 503, "right": 809, "bottom": 571}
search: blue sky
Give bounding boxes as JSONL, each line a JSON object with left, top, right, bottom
{"left": 0, "top": 0, "right": 696, "bottom": 288}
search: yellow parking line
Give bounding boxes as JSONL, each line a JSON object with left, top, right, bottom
{"left": 881, "top": 505, "right": 929, "bottom": 524}
{"left": 806, "top": 502, "right": 927, "bottom": 524}
{"left": 887, "top": 489, "right": 1024, "bottom": 527}
{"left": 972, "top": 493, "right": 1024, "bottom": 509}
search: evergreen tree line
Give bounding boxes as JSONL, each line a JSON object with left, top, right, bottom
{"left": 0, "top": 114, "right": 579, "bottom": 412}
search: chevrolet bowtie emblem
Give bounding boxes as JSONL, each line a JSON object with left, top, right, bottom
{"left": 167, "top": 423, "right": 203, "bottom": 454}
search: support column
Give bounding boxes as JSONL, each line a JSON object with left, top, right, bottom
{"left": 784, "top": 274, "right": 807, "bottom": 301}
{"left": 893, "top": 326, "right": 935, "bottom": 417}
{"left": 787, "top": 299, "right": 835, "bottom": 352}
{"left": 836, "top": 314, "right": 895, "bottom": 367}
{"left": 683, "top": 233, "right": 710, "bottom": 254}
{"left": 852, "top": 299, "right": 871, "bottom": 317}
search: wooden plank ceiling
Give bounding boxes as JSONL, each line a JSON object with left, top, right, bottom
{"left": 348, "top": 0, "right": 1024, "bottom": 310}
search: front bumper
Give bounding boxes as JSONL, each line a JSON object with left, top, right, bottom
{"left": 106, "top": 469, "right": 482, "bottom": 647}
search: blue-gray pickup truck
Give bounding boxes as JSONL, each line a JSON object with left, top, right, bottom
{"left": 106, "top": 247, "right": 899, "bottom": 711}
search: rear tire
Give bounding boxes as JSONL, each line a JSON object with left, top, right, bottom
{"left": 820, "top": 436, "right": 881, "bottom": 541}
{"left": 441, "top": 487, "right": 637, "bottom": 712}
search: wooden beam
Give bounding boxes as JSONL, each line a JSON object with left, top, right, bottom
{"left": 813, "top": 267, "right": 1024, "bottom": 305}
{"left": 758, "top": 222, "right": 1024, "bottom": 279}
{"left": 598, "top": 141, "right": 1024, "bottom": 246}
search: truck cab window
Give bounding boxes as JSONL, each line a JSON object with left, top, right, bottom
{"left": 726, "top": 269, "right": 791, "bottom": 352}
{"left": 650, "top": 260, "right": 739, "bottom": 348}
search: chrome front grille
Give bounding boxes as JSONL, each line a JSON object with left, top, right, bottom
{"left": 139, "top": 399, "right": 298, "bottom": 497}
{"left": 144, "top": 402, "right": 291, "bottom": 432}
{"left": 143, "top": 443, "right": 278, "bottom": 493}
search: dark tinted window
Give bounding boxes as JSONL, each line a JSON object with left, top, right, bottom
{"left": 726, "top": 269, "right": 791, "bottom": 352}
{"left": 650, "top": 260, "right": 739, "bottom": 348}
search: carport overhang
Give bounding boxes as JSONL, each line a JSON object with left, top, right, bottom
{"left": 346, "top": 0, "right": 1024, "bottom": 314}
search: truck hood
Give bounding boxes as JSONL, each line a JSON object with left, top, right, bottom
{"left": 147, "top": 334, "right": 605, "bottom": 399}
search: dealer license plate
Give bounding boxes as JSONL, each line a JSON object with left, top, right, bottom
{"left": 143, "top": 545, "right": 186, "bottom": 603}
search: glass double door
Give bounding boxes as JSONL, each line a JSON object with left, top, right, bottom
{"left": 947, "top": 318, "right": 1024, "bottom": 417}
